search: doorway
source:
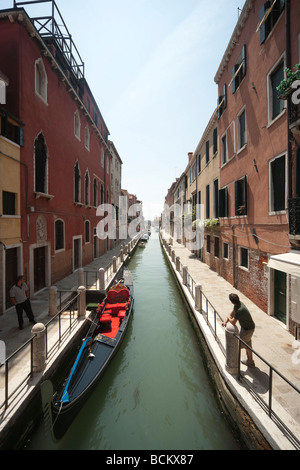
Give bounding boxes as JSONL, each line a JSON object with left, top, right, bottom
{"left": 73, "top": 237, "right": 82, "bottom": 271}
{"left": 34, "top": 246, "right": 46, "bottom": 292}
{"left": 5, "top": 248, "right": 18, "bottom": 308}
{"left": 274, "top": 269, "right": 286, "bottom": 323}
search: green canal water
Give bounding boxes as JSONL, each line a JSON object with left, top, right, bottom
{"left": 26, "top": 233, "right": 241, "bottom": 450}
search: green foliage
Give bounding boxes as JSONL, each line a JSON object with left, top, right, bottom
{"left": 277, "top": 63, "right": 300, "bottom": 97}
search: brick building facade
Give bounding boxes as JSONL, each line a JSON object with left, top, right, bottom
{"left": 0, "top": 3, "right": 113, "bottom": 311}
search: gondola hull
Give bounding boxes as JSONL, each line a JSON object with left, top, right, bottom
{"left": 50, "top": 269, "right": 134, "bottom": 440}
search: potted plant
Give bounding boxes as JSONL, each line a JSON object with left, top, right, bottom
{"left": 277, "top": 63, "right": 300, "bottom": 99}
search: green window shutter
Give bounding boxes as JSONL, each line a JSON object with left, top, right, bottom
{"left": 259, "top": 1, "right": 271, "bottom": 45}
{"left": 219, "top": 187, "right": 228, "bottom": 218}
{"left": 242, "top": 44, "right": 247, "bottom": 77}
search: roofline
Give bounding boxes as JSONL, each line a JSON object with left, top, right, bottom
{"left": 214, "top": 0, "right": 254, "bottom": 84}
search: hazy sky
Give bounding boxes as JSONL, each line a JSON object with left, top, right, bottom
{"left": 2, "top": 0, "right": 245, "bottom": 219}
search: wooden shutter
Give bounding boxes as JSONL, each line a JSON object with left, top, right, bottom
{"left": 219, "top": 187, "right": 228, "bottom": 218}
{"left": 259, "top": 1, "right": 271, "bottom": 45}
{"left": 242, "top": 45, "right": 247, "bottom": 77}
{"left": 235, "top": 176, "right": 247, "bottom": 215}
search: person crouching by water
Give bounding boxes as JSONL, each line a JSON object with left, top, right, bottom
{"left": 222, "top": 293, "right": 255, "bottom": 368}
{"left": 10, "top": 276, "right": 36, "bottom": 330}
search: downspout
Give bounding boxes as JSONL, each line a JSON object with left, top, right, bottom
{"left": 286, "top": 0, "right": 292, "bottom": 201}
{"left": 232, "top": 225, "right": 236, "bottom": 288}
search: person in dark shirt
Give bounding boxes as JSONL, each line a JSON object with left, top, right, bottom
{"left": 222, "top": 293, "right": 255, "bottom": 367}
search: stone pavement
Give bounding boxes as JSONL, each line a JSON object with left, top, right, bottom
{"left": 161, "top": 233, "right": 300, "bottom": 449}
{"left": 0, "top": 240, "right": 133, "bottom": 357}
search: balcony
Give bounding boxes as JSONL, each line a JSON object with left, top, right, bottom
{"left": 289, "top": 197, "right": 300, "bottom": 249}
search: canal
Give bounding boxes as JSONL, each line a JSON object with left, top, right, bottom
{"left": 25, "top": 232, "right": 241, "bottom": 450}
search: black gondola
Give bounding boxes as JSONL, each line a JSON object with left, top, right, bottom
{"left": 46, "top": 268, "right": 134, "bottom": 440}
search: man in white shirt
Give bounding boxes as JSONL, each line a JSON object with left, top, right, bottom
{"left": 10, "top": 276, "right": 36, "bottom": 330}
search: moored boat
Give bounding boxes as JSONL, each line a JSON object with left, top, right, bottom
{"left": 47, "top": 268, "right": 134, "bottom": 440}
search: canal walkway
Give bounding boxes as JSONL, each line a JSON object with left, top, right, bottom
{"left": 160, "top": 231, "right": 300, "bottom": 450}
{"left": 0, "top": 237, "right": 137, "bottom": 448}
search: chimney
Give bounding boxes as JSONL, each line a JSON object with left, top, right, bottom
{"left": 188, "top": 152, "right": 193, "bottom": 162}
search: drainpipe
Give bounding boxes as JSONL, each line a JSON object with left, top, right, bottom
{"left": 232, "top": 225, "right": 236, "bottom": 288}
{"left": 286, "top": 0, "right": 292, "bottom": 201}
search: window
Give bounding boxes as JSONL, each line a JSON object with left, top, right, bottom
{"left": 207, "top": 235, "right": 211, "bottom": 253}
{"left": 223, "top": 242, "right": 229, "bottom": 260}
{"left": 0, "top": 113, "right": 23, "bottom": 146}
{"left": 231, "top": 45, "right": 247, "bottom": 94}
{"left": 213, "top": 179, "right": 219, "bottom": 218}
{"left": 219, "top": 187, "right": 229, "bottom": 217}
{"left": 74, "top": 110, "right": 80, "bottom": 139}
{"left": 93, "top": 109, "right": 98, "bottom": 127}
{"left": 191, "top": 162, "right": 197, "bottom": 182}
{"left": 198, "top": 154, "right": 201, "bottom": 173}
{"left": 206, "top": 140, "right": 209, "bottom": 164}
{"left": 269, "top": 60, "right": 285, "bottom": 121}
{"left": 2, "top": 191, "right": 15, "bottom": 215}
{"left": 85, "top": 220, "right": 90, "bottom": 243}
{"left": 84, "top": 126, "right": 90, "bottom": 150}
{"left": 235, "top": 176, "right": 248, "bottom": 216}
{"left": 35, "top": 58, "right": 47, "bottom": 102}
{"left": 270, "top": 154, "right": 286, "bottom": 212}
{"left": 206, "top": 184, "right": 210, "bottom": 219}
{"left": 55, "top": 219, "right": 65, "bottom": 251}
{"left": 34, "top": 133, "right": 48, "bottom": 194}
{"left": 239, "top": 247, "right": 249, "bottom": 270}
{"left": 101, "top": 148, "right": 104, "bottom": 167}
{"left": 213, "top": 128, "right": 218, "bottom": 155}
{"left": 85, "top": 171, "right": 90, "bottom": 205}
{"left": 93, "top": 178, "right": 98, "bottom": 207}
{"left": 100, "top": 184, "right": 104, "bottom": 204}
{"left": 259, "top": 0, "right": 285, "bottom": 45}
{"left": 74, "top": 162, "right": 81, "bottom": 203}
{"left": 214, "top": 237, "right": 219, "bottom": 258}
{"left": 221, "top": 134, "right": 227, "bottom": 165}
{"left": 238, "top": 109, "right": 247, "bottom": 149}
{"left": 217, "top": 84, "right": 227, "bottom": 119}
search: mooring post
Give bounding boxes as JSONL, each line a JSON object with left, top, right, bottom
{"left": 225, "top": 323, "right": 239, "bottom": 375}
{"left": 77, "top": 286, "right": 86, "bottom": 318}
{"left": 182, "top": 266, "right": 188, "bottom": 286}
{"left": 78, "top": 267, "right": 84, "bottom": 287}
{"left": 31, "top": 323, "right": 46, "bottom": 373}
{"left": 48, "top": 286, "right": 57, "bottom": 317}
{"left": 98, "top": 268, "right": 105, "bottom": 291}
{"left": 195, "top": 284, "right": 202, "bottom": 311}
{"left": 113, "top": 256, "right": 117, "bottom": 273}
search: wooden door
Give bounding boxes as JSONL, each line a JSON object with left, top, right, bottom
{"left": 34, "top": 246, "right": 46, "bottom": 292}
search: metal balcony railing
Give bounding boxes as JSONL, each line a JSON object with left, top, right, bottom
{"left": 289, "top": 197, "right": 300, "bottom": 236}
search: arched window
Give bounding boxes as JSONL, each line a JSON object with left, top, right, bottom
{"left": 35, "top": 58, "right": 47, "bottom": 102}
{"left": 74, "top": 110, "right": 80, "bottom": 139}
{"left": 55, "top": 219, "right": 65, "bottom": 251}
{"left": 34, "top": 133, "right": 48, "bottom": 194}
{"left": 93, "top": 178, "right": 98, "bottom": 207}
{"left": 84, "top": 126, "right": 90, "bottom": 150}
{"left": 85, "top": 170, "right": 90, "bottom": 205}
{"left": 85, "top": 220, "right": 90, "bottom": 243}
{"left": 74, "top": 161, "right": 81, "bottom": 203}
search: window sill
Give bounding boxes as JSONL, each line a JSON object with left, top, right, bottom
{"left": 237, "top": 143, "right": 247, "bottom": 155}
{"left": 267, "top": 108, "right": 286, "bottom": 129}
{"left": 34, "top": 192, "right": 54, "bottom": 200}
{"left": 74, "top": 202, "right": 83, "bottom": 207}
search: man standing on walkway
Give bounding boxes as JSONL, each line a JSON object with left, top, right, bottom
{"left": 9, "top": 276, "right": 36, "bottom": 330}
{"left": 222, "top": 293, "right": 255, "bottom": 367}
